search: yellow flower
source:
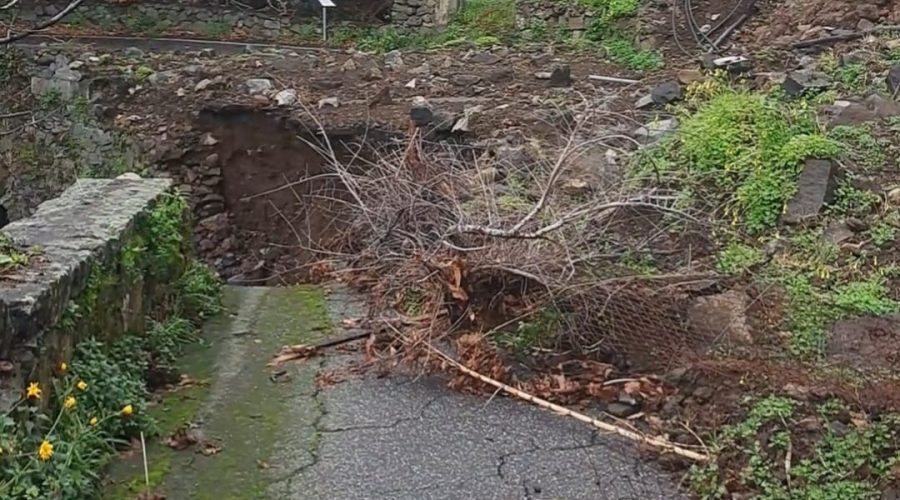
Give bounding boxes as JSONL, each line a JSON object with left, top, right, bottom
{"left": 26, "top": 382, "right": 41, "bottom": 400}
{"left": 76, "top": 381, "right": 88, "bottom": 391}
{"left": 58, "top": 362, "right": 67, "bottom": 373}
{"left": 38, "top": 440, "right": 53, "bottom": 461}
{"left": 64, "top": 396, "right": 76, "bottom": 410}
{"left": 121, "top": 404, "right": 134, "bottom": 417}
{"left": 89, "top": 417, "right": 98, "bottom": 427}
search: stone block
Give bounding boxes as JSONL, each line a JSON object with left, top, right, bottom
{"left": 783, "top": 159, "right": 841, "bottom": 225}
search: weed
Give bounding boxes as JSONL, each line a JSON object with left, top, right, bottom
{"left": 640, "top": 87, "right": 839, "bottom": 233}
{"left": 0, "top": 48, "right": 22, "bottom": 87}
{"left": 828, "top": 124, "right": 885, "bottom": 170}
{"left": 133, "top": 65, "right": 154, "bottom": 81}
{"left": 142, "top": 194, "right": 188, "bottom": 279}
{"left": 832, "top": 276, "right": 899, "bottom": 316}
{"left": 869, "top": 219, "right": 897, "bottom": 247}
{"left": 0, "top": 232, "right": 33, "bottom": 275}
{"left": 452, "top": 0, "right": 516, "bottom": 38}
{"left": 716, "top": 241, "right": 763, "bottom": 274}
{"left": 721, "top": 395, "right": 795, "bottom": 442}
{"left": 202, "top": 21, "right": 232, "bottom": 39}
{"left": 833, "top": 63, "right": 868, "bottom": 93}
{"left": 175, "top": 261, "right": 223, "bottom": 320}
{"left": 494, "top": 308, "right": 561, "bottom": 354}
{"left": 601, "top": 37, "right": 663, "bottom": 70}
{"left": 828, "top": 181, "right": 880, "bottom": 216}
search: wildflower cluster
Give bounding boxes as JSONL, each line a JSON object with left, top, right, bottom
{"left": 0, "top": 365, "right": 136, "bottom": 498}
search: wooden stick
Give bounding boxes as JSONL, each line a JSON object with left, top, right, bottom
{"left": 425, "top": 341, "right": 710, "bottom": 462}
{"left": 588, "top": 75, "right": 640, "bottom": 85}
{"left": 140, "top": 431, "right": 150, "bottom": 493}
{"left": 791, "top": 25, "right": 900, "bottom": 49}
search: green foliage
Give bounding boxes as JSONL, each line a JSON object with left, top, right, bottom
{"left": 122, "top": 10, "right": 170, "bottom": 35}
{"left": 0, "top": 378, "right": 118, "bottom": 499}
{"left": 601, "top": 37, "right": 663, "bottom": 70}
{"left": 494, "top": 308, "right": 561, "bottom": 354}
{"left": 72, "top": 340, "right": 153, "bottom": 439}
{"left": 832, "top": 63, "right": 867, "bottom": 92}
{"left": 720, "top": 395, "right": 795, "bottom": 443}
{"left": 869, "top": 219, "right": 897, "bottom": 247}
{"left": 142, "top": 194, "right": 188, "bottom": 279}
{"left": 0, "top": 233, "right": 33, "bottom": 275}
{"left": 202, "top": 21, "right": 232, "bottom": 39}
{"left": 716, "top": 242, "right": 763, "bottom": 274}
{"left": 831, "top": 276, "right": 899, "bottom": 316}
{"left": 828, "top": 124, "right": 886, "bottom": 170}
{"left": 452, "top": 0, "right": 517, "bottom": 37}
{"left": 175, "top": 260, "right": 223, "bottom": 320}
{"left": 828, "top": 181, "right": 880, "bottom": 216}
{"left": 642, "top": 87, "right": 839, "bottom": 233}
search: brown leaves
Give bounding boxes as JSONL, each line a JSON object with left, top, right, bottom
{"left": 163, "top": 426, "right": 222, "bottom": 456}
{"left": 441, "top": 259, "right": 469, "bottom": 302}
{"left": 268, "top": 344, "right": 317, "bottom": 366}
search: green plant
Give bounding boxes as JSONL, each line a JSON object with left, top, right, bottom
{"left": 452, "top": 0, "right": 516, "bottom": 38}
{"left": 828, "top": 124, "right": 885, "bottom": 170}
{"left": 869, "top": 220, "right": 897, "bottom": 247}
{"left": 72, "top": 340, "right": 153, "bottom": 439}
{"left": 202, "top": 21, "right": 232, "bottom": 39}
{"left": 133, "top": 65, "right": 154, "bottom": 81}
{"left": 601, "top": 38, "right": 662, "bottom": 70}
{"left": 829, "top": 181, "right": 880, "bottom": 216}
{"left": 494, "top": 308, "right": 561, "bottom": 354}
{"left": 640, "top": 87, "right": 839, "bottom": 233}
{"left": 142, "top": 194, "right": 188, "bottom": 279}
{"left": 0, "top": 376, "right": 121, "bottom": 499}
{"left": 832, "top": 276, "right": 899, "bottom": 316}
{"left": 175, "top": 260, "right": 223, "bottom": 320}
{"left": 833, "top": 63, "right": 867, "bottom": 92}
{"left": 716, "top": 242, "right": 763, "bottom": 274}
{"left": 0, "top": 232, "right": 34, "bottom": 275}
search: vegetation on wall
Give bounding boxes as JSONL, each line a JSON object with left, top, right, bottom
{"left": 0, "top": 193, "right": 221, "bottom": 499}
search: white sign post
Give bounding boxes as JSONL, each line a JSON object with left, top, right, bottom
{"left": 318, "top": 0, "right": 335, "bottom": 42}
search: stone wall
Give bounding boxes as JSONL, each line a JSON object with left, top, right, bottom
{"left": 391, "top": 0, "right": 436, "bottom": 29}
{"left": 516, "top": 0, "right": 594, "bottom": 39}
{"left": 0, "top": 178, "right": 187, "bottom": 410}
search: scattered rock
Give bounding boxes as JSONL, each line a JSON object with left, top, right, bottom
{"left": 782, "top": 159, "right": 841, "bottom": 225}
{"left": 635, "top": 94, "right": 656, "bottom": 109}
{"left": 341, "top": 58, "right": 357, "bottom": 72}
{"left": 485, "top": 68, "right": 514, "bottom": 83}
{"left": 534, "top": 71, "right": 552, "bottom": 80}
{"left": 605, "top": 402, "right": 639, "bottom": 418}
{"left": 116, "top": 172, "right": 141, "bottom": 180}
{"left": 829, "top": 314, "right": 900, "bottom": 371}
{"left": 701, "top": 54, "right": 751, "bottom": 73}
{"left": 825, "top": 94, "right": 900, "bottom": 127}
{"left": 633, "top": 118, "right": 679, "bottom": 141}
{"left": 275, "top": 89, "right": 297, "bottom": 106}
{"left": 244, "top": 78, "right": 273, "bottom": 95}
{"left": 687, "top": 290, "right": 752, "bottom": 344}
{"left": 451, "top": 105, "right": 483, "bottom": 133}
{"left": 469, "top": 52, "right": 501, "bottom": 65}
{"left": 367, "top": 87, "right": 393, "bottom": 108}
{"left": 782, "top": 70, "right": 831, "bottom": 97}
{"left": 549, "top": 64, "right": 573, "bottom": 87}
{"left": 195, "top": 78, "right": 214, "bottom": 91}
{"left": 888, "top": 187, "right": 900, "bottom": 205}
{"left": 888, "top": 64, "right": 900, "bottom": 96}
{"left": 384, "top": 50, "right": 404, "bottom": 70}
{"left": 822, "top": 221, "right": 854, "bottom": 244}
{"left": 845, "top": 217, "right": 868, "bottom": 233}
{"left": 364, "top": 66, "right": 384, "bottom": 81}
{"left": 650, "top": 81, "right": 683, "bottom": 104}
{"left": 782, "top": 383, "right": 810, "bottom": 401}
{"left": 317, "top": 97, "right": 340, "bottom": 109}
{"left": 409, "top": 63, "right": 432, "bottom": 75}
{"left": 409, "top": 97, "right": 433, "bottom": 127}
{"left": 450, "top": 74, "right": 481, "bottom": 86}
{"left": 200, "top": 133, "right": 219, "bottom": 146}
{"left": 405, "top": 78, "right": 417, "bottom": 89}
{"left": 124, "top": 46, "right": 145, "bottom": 58}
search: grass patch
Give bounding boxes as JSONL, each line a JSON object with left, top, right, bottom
{"left": 637, "top": 85, "right": 840, "bottom": 233}
{"left": 716, "top": 241, "right": 763, "bottom": 275}
{"left": 494, "top": 308, "right": 561, "bottom": 354}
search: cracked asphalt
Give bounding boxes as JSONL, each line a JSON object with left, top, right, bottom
{"left": 269, "top": 287, "right": 685, "bottom": 500}
{"left": 119, "top": 286, "right": 684, "bottom": 499}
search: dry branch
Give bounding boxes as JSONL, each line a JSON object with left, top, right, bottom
{"left": 417, "top": 333, "right": 709, "bottom": 462}
{"left": 0, "top": 0, "right": 84, "bottom": 44}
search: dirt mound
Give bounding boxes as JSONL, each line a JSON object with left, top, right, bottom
{"left": 751, "top": 0, "right": 900, "bottom": 45}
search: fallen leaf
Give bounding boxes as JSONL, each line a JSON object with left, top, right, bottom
{"left": 364, "top": 333, "right": 377, "bottom": 360}
{"left": 198, "top": 442, "right": 222, "bottom": 456}
{"left": 163, "top": 428, "right": 197, "bottom": 451}
{"left": 257, "top": 459, "right": 270, "bottom": 470}
{"left": 268, "top": 344, "right": 317, "bottom": 366}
